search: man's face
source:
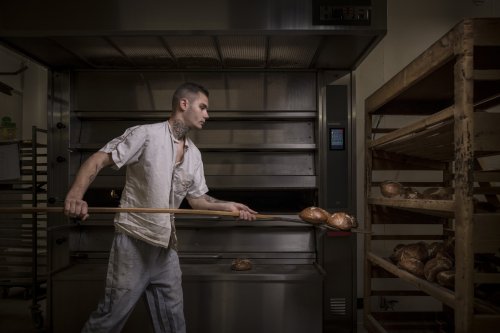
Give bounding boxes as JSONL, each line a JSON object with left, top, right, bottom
{"left": 183, "top": 92, "right": 209, "bottom": 130}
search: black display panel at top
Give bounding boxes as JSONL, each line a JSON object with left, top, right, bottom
{"left": 312, "top": 0, "right": 371, "bottom": 26}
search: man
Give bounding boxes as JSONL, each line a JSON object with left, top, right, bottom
{"left": 64, "top": 82, "right": 257, "bottom": 333}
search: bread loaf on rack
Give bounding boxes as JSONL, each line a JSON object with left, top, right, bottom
{"left": 390, "top": 244, "right": 406, "bottom": 263}
{"left": 397, "top": 254, "right": 425, "bottom": 278}
{"left": 400, "top": 242, "right": 428, "bottom": 262}
{"left": 436, "top": 270, "right": 455, "bottom": 289}
{"left": 422, "top": 187, "right": 453, "bottom": 200}
{"left": 402, "top": 187, "right": 423, "bottom": 199}
{"left": 427, "top": 242, "right": 444, "bottom": 259}
{"left": 380, "top": 181, "right": 404, "bottom": 198}
{"left": 424, "top": 256, "right": 453, "bottom": 282}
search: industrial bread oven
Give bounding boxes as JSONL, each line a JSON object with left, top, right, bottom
{"left": 0, "top": 1, "right": 387, "bottom": 331}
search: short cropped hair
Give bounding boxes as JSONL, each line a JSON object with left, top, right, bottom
{"left": 172, "top": 82, "right": 209, "bottom": 111}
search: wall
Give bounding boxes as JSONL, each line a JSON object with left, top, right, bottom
{"left": 0, "top": 45, "right": 47, "bottom": 141}
{"left": 353, "top": 0, "right": 500, "bottom": 310}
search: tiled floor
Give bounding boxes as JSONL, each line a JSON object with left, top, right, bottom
{"left": 0, "top": 287, "right": 47, "bottom": 333}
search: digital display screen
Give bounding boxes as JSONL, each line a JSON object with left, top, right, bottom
{"left": 330, "top": 128, "right": 345, "bottom": 150}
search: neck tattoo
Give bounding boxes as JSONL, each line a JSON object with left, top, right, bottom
{"left": 170, "top": 119, "right": 189, "bottom": 140}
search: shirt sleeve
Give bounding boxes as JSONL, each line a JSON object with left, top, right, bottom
{"left": 187, "top": 160, "right": 209, "bottom": 198}
{"left": 99, "top": 125, "right": 147, "bottom": 170}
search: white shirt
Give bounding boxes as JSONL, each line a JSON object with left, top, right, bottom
{"left": 99, "top": 121, "right": 208, "bottom": 248}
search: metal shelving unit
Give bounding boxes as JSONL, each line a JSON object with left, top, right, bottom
{"left": 0, "top": 126, "right": 48, "bottom": 328}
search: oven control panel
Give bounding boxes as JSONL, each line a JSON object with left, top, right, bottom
{"left": 325, "top": 85, "right": 349, "bottom": 210}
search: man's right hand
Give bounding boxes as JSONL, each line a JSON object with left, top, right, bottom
{"left": 64, "top": 198, "right": 89, "bottom": 221}
{"left": 62, "top": 152, "right": 114, "bottom": 222}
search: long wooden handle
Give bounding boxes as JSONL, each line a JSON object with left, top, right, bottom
{"left": 0, "top": 207, "right": 369, "bottom": 231}
{"left": 0, "top": 206, "right": 279, "bottom": 220}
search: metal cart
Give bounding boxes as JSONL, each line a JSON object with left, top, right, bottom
{"left": 0, "top": 126, "right": 48, "bottom": 329}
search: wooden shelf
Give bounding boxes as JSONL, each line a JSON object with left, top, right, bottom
{"left": 369, "top": 112, "right": 500, "bottom": 162}
{"left": 367, "top": 312, "right": 449, "bottom": 333}
{"left": 368, "top": 252, "right": 500, "bottom": 315}
{"left": 364, "top": 19, "right": 500, "bottom": 333}
{"left": 368, "top": 197, "right": 454, "bottom": 213}
{"left": 366, "top": 19, "right": 500, "bottom": 116}
{"left": 367, "top": 252, "right": 456, "bottom": 308}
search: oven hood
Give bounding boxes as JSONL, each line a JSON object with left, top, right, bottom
{"left": 0, "top": 0, "right": 386, "bottom": 70}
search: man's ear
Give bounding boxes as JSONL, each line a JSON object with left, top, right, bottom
{"left": 179, "top": 98, "right": 189, "bottom": 111}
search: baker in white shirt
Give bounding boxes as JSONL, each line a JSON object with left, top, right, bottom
{"left": 64, "top": 82, "right": 257, "bottom": 333}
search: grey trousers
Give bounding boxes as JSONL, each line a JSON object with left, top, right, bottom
{"left": 82, "top": 232, "right": 186, "bottom": 333}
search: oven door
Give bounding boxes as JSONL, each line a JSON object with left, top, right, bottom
{"left": 181, "top": 262, "right": 323, "bottom": 333}
{"left": 177, "top": 219, "right": 323, "bottom": 333}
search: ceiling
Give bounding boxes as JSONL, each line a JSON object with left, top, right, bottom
{"left": 0, "top": 0, "right": 387, "bottom": 70}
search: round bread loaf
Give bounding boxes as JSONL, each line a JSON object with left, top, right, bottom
{"left": 402, "top": 187, "right": 422, "bottom": 199}
{"left": 435, "top": 250, "right": 454, "bottom": 263}
{"left": 401, "top": 242, "right": 428, "bottom": 262}
{"left": 397, "top": 254, "right": 425, "bottom": 277}
{"left": 436, "top": 270, "right": 455, "bottom": 289}
{"left": 298, "top": 207, "right": 330, "bottom": 225}
{"left": 231, "top": 258, "right": 252, "bottom": 271}
{"left": 326, "top": 212, "right": 356, "bottom": 231}
{"left": 424, "top": 257, "right": 453, "bottom": 282}
{"left": 422, "top": 187, "right": 453, "bottom": 200}
{"left": 390, "top": 244, "right": 406, "bottom": 263}
{"left": 380, "top": 181, "right": 404, "bottom": 198}
{"left": 427, "top": 242, "right": 444, "bottom": 258}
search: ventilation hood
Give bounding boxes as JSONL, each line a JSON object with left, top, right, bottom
{"left": 0, "top": 0, "right": 386, "bottom": 70}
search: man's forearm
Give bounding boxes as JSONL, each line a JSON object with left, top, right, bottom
{"left": 187, "top": 194, "right": 229, "bottom": 211}
{"left": 187, "top": 194, "right": 257, "bottom": 220}
{"left": 66, "top": 152, "right": 113, "bottom": 200}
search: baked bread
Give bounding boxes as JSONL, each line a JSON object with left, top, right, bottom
{"left": 427, "top": 242, "right": 444, "bottom": 259}
{"left": 298, "top": 207, "right": 330, "bottom": 225}
{"left": 401, "top": 242, "right": 428, "bottom": 262}
{"left": 422, "top": 187, "right": 453, "bottom": 200}
{"left": 326, "top": 212, "right": 356, "bottom": 231}
{"left": 435, "top": 250, "right": 454, "bottom": 264}
{"left": 231, "top": 258, "right": 252, "bottom": 271}
{"left": 424, "top": 257, "right": 453, "bottom": 282}
{"left": 390, "top": 244, "right": 406, "bottom": 263}
{"left": 402, "top": 187, "right": 422, "bottom": 199}
{"left": 398, "top": 254, "right": 425, "bottom": 278}
{"left": 380, "top": 181, "right": 404, "bottom": 198}
{"left": 436, "top": 270, "right": 455, "bottom": 289}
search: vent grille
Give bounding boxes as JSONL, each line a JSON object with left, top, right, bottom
{"left": 268, "top": 36, "right": 322, "bottom": 68}
{"left": 329, "top": 297, "right": 346, "bottom": 316}
{"left": 218, "top": 36, "right": 266, "bottom": 68}
{"left": 110, "top": 36, "right": 175, "bottom": 68}
{"left": 163, "top": 36, "right": 220, "bottom": 68}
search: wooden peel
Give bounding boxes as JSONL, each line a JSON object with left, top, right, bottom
{"left": 0, "top": 206, "right": 370, "bottom": 232}
{"left": 0, "top": 206, "right": 307, "bottom": 223}
{"left": 0, "top": 206, "right": 250, "bottom": 216}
